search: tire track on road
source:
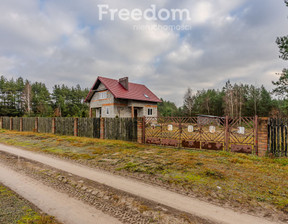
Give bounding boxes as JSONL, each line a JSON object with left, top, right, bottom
{"left": 0, "top": 164, "right": 121, "bottom": 224}
{"left": 0, "top": 143, "right": 282, "bottom": 224}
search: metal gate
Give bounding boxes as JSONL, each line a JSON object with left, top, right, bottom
{"left": 144, "top": 116, "right": 258, "bottom": 154}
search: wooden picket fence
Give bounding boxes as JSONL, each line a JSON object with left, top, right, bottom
{"left": 143, "top": 116, "right": 258, "bottom": 154}
{"left": 268, "top": 118, "right": 288, "bottom": 157}
{"left": 1, "top": 116, "right": 288, "bottom": 157}
{"left": 104, "top": 118, "right": 137, "bottom": 141}
{"left": 0, "top": 117, "right": 137, "bottom": 141}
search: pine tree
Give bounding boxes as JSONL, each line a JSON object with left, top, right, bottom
{"left": 273, "top": 1, "right": 288, "bottom": 98}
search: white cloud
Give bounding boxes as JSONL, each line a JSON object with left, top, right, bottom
{"left": 166, "top": 42, "right": 203, "bottom": 65}
{"left": 0, "top": 0, "right": 287, "bottom": 106}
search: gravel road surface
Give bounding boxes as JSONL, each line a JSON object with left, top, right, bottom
{"left": 0, "top": 163, "right": 121, "bottom": 224}
{"left": 0, "top": 143, "right": 282, "bottom": 224}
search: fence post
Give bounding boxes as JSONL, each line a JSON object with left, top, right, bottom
{"left": 178, "top": 118, "right": 182, "bottom": 148}
{"left": 52, "top": 118, "right": 56, "bottom": 134}
{"left": 20, "top": 117, "right": 23, "bottom": 132}
{"left": 142, "top": 116, "right": 146, "bottom": 144}
{"left": 0, "top": 117, "right": 2, "bottom": 129}
{"left": 74, "top": 118, "right": 78, "bottom": 137}
{"left": 100, "top": 117, "right": 105, "bottom": 139}
{"left": 10, "top": 117, "right": 13, "bottom": 130}
{"left": 267, "top": 118, "right": 271, "bottom": 154}
{"left": 225, "top": 116, "right": 229, "bottom": 151}
{"left": 137, "top": 118, "right": 143, "bottom": 144}
{"left": 281, "top": 119, "right": 284, "bottom": 157}
{"left": 35, "top": 117, "right": 39, "bottom": 133}
{"left": 257, "top": 117, "right": 268, "bottom": 156}
{"left": 254, "top": 116, "right": 258, "bottom": 155}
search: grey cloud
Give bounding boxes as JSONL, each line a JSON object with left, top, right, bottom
{"left": 0, "top": 0, "right": 287, "bottom": 106}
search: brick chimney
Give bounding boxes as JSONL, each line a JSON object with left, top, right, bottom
{"left": 119, "top": 77, "right": 129, "bottom": 90}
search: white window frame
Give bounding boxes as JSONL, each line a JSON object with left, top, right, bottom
{"left": 148, "top": 108, "right": 153, "bottom": 116}
{"left": 99, "top": 91, "right": 107, "bottom": 100}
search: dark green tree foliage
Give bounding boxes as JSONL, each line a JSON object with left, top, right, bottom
{"left": 0, "top": 75, "right": 279, "bottom": 118}
{"left": 243, "top": 85, "right": 260, "bottom": 117}
{"left": 0, "top": 75, "right": 89, "bottom": 117}
{"left": 31, "top": 82, "right": 52, "bottom": 116}
{"left": 273, "top": 1, "right": 288, "bottom": 98}
{"left": 258, "top": 86, "right": 274, "bottom": 116}
{"left": 193, "top": 89, "right": 224, "bottom": 116}
{"left": 158, "top": 98, "right": 179, "bottom": 117}
{"left": 273, "top": 69, "right": 288, "bottom": 97}
{"left": 276, "top": 0, "right": 288, "bottom": 60}
{"left": 52, "top": 84, "right": 89, "bottom": 117}
{"left": 179, "top": 83, "right": 274, "bottom": 118}
{"left": 0, "top": 76, "right": 25, "bottom": 116}
{"left": 243, "top": 85, "right": 273, "bottom": 117}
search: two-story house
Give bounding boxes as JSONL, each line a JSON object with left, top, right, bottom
{"left": 85, "top": 76, "right": 162, "bottom": 118}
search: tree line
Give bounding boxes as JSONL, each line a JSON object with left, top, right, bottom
{"left": 158, "top": 81, "right": 279, "bottom": 117}
{"left": 0, "top": 76, "right": 89, "bottom": 117}
{"left": 0, "top": 75, "right": 285, "bottom": 118}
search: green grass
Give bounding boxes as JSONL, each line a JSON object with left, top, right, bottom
{"left": 0, "top": 185, "right": 58, "bottom": 224}
{"left": 0, "top": 130, "right": 287, "bottom": 215}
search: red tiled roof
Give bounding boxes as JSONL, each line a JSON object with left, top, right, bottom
{"left": 85, "top": 76, "right": 162, "bottom": 103}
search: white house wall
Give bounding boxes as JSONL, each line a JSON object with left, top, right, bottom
{"left": 90, "top": 88, "right": 115, "bottom": 118}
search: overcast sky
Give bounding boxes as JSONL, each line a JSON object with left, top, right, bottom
{"left": 0, "top": 0, "right": 287, "bottom": 106}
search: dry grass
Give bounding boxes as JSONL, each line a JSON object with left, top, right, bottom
{"left": 0, "top": 184, "right": 59, "bottom": 224}
{"left": 0, "top": 129, "right": 287, "bottom": 215}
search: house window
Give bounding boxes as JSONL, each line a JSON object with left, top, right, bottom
{"left": 106, "top": 107, "right": 110, "bottom": 115}
{"left": 99, "top": 91, "right": 107, "bottom": 99}
{"left": 148, "top": 108, "right": 153, "bottom": 116}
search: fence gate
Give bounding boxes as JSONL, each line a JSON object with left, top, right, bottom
{"left": 268, "top": 118, "right": 288, "bottom": 157}
{"left": 144, "top": 116, "right": 258, "bottom": 154}
{"left": 144, "top": 117, "right": 182, "bottom": 147}
{"left": 228, "top": 117, "right": 258, "bottom": 154}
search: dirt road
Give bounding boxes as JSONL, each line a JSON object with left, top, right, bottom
{"left": 0, "top": 163, "right": 121, "bottom": 224}
{"left": 0, "top": 143, "right": 282, "bottom": 224}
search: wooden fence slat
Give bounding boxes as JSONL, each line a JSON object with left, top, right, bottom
{"left": 103, "top": 118, "right": 137, "bottom": 141}
{"left": 2, "top": 117, "right": 10, "bottom": 130}
{"left": 285, "top": 120, "right": 287, "bottom": 156}
{"left": 270, "top": 119, "right": 275, "bottom": 154}
{"left": 267, "top": 118, "right": 288, "bottom": 157}
{"left": 22, "top": 117, "right": 36, "bottom": 132}
{"left": 55, "top": 117, "right": 74, "bottom": 136}
{"left": 1, "top": 116, "right": 286, "bottom": 156}
{"left": 267, "top": 118, "right": 271, "bottom": 154}
{"left": 38, "top": 118, "right": 53, "bottom": 133}
{"left": 77, "top": 118, "right": 100, "bottom": 138}
{"left": 270, "top": 119, "right": 273, "bottom": 154}
{"left": 277, "top": 119, "right": 280, "bottom": 157}
{"left": 12, "top": 117, "right": 20, "bottom": 131}
{"left": 281, "top": 119, "right": 284, "bottom": 157}
{"left": 273, "top": 119, "right": 276, "bottom": 155}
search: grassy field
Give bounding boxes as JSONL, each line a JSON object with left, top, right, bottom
{"left": 0, "top": 184, "right": 58, "bottom": 224}
{"left": 0, "top": 129, "right": 287, "bottom": 217}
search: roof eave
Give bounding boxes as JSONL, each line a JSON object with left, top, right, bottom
{"left": 84, "top": 77, "right": 101, "bottom": 103}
